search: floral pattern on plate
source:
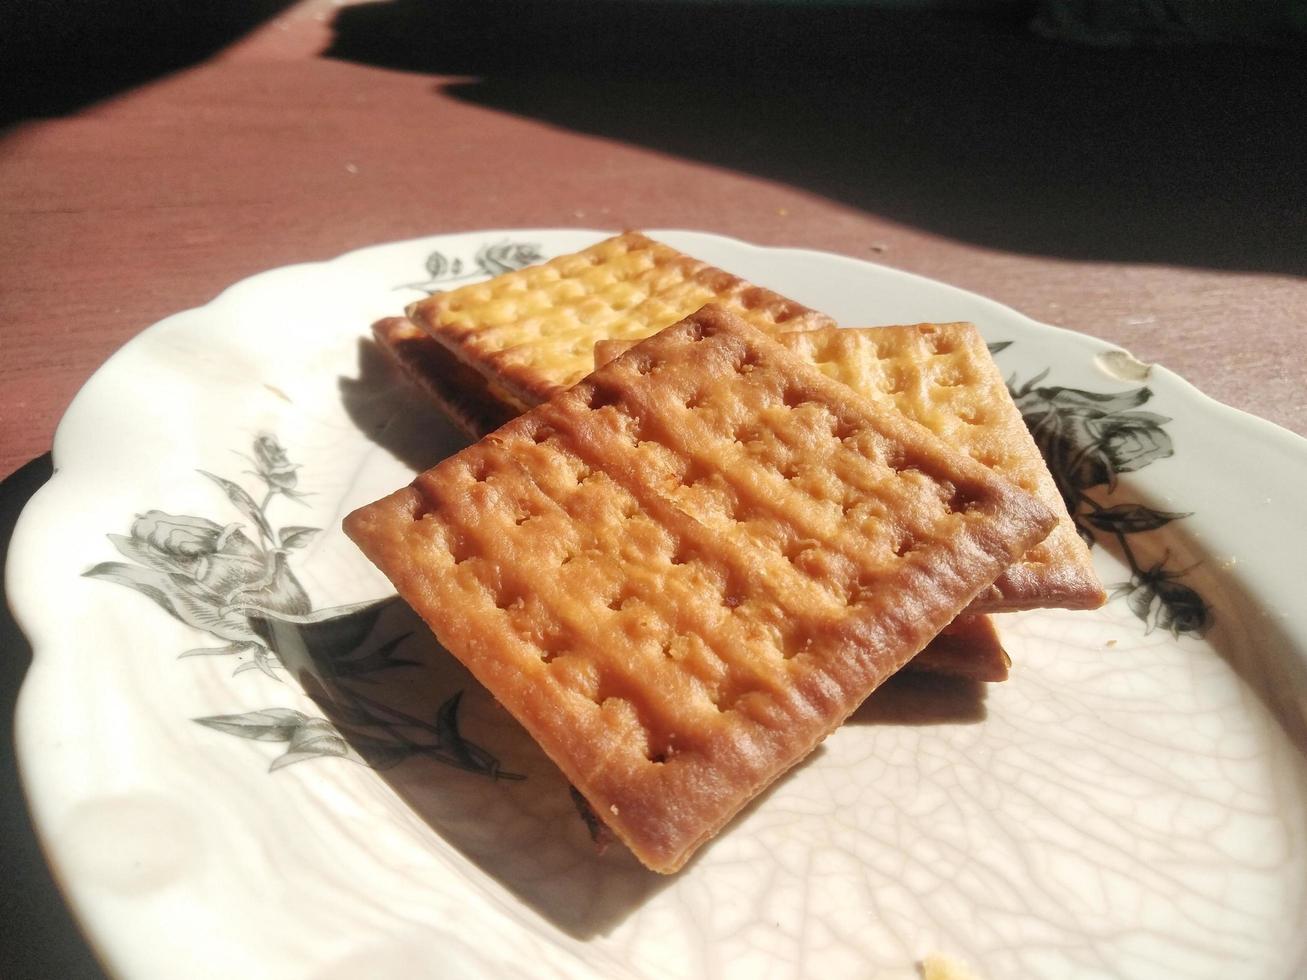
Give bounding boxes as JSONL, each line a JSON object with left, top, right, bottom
{"left": 85, "top": 432, "right": 516, "bottom": 779}
{"left": 12, "top": 230, "right": 1306, "bottom": 980}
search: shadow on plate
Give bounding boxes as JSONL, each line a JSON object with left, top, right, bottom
{"left": 250, "top": 591, "right": 990, "bottom": 938}
{"left": 337, "top": 337, "right": 471, "bottom": 475}
{"left": 1081, "top": 489, "right": 1307, "bottom": 760}
{"left": 990, "top": 352, "right": 1307, "bottom": 757}
{"left": 850, "top": 671, "right": 988, "bottom": 727}
{"left": 258, "top": 596, "right": 670, "bottom": 938}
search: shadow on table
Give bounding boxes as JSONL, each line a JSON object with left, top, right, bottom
{"left": 0, "top": 0, "right": 296, "bottom": 126}
{"left": 0, "top": 455, "right": 108, "bottom": 979}
{"left": 325, "top": 0, "right": 1307, "bottom": 277}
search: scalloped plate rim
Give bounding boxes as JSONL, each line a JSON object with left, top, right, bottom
{"left": 8, "top": 228, "right": 1307, "bottom": 980}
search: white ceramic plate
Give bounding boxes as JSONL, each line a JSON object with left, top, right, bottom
{"left": 10, "top": 230, "right": 1307, "bottom": 980}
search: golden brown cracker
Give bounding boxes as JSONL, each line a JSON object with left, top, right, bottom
{"left": 781, "top": 324, "right": 1103, "bottom": 612}
{"left": 903, "top": 615, "right": 1009, "bottom": 683}
{"left": 379, "top": 319, "right": 1012, "bottom": 681}
{"left": 346, "top": 307, "right": 1056, "bottom": 873}
{"left": 600, "top": 325, "right": 1104, "bottom": 612}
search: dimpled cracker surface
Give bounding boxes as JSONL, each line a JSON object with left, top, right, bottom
{"left": 597, "top": 324, "right": 1103, "bottom": 612}
{"left": 780, "top": 324, "right": 1104, "bottom": 612}
{"left": 345, "top": 307, "right": 1056, "bottom": 873}
{"left": 372, "top": 317, "right": 518, "bottom": 440}
{"left": 404, "top": 231, "right": 834, "bottom": 408}
{"left": 375, "top": 321, "right": 1011, "bottom": 685}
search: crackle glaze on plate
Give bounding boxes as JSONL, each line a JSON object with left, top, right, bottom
{"left": 9, "top": 230, "right": 1307, "bottom": 980}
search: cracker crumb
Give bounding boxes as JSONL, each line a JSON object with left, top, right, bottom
{"left": 921, "top": 952, "right": 983, "bottom": 980}
{"left": 1105, "top": 639, "right": 1118, "bottom": 648}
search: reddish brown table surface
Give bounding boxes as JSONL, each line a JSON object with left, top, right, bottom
{"left": 2, "top": 1, "right": 1306, "bottom": 483}
{"left": 0, "top": 3, "right": 1304, "bottom": 975}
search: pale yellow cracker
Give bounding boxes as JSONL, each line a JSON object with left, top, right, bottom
{"left": 346, "top": 307, "right": 1056, "bottom": 873}
{"left": 405, "top": 231, "right": 834, "bottom": 409}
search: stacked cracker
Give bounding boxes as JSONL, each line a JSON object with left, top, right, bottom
{"left": 349, "top": 233, "right": 1104, "bottom": 873}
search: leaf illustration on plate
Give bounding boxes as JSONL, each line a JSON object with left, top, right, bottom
{"left": 436, "top": 691, "right": 480, "bottom": 770}
{"left": 338, "top": 734, "right": 415, "bottom": 771}
{"left": 1085, "top": 503, "right": 1190, "bottom": 534}
{"left": 234, "top": 644, "right": 283, "bottom": 680}
{"left": 434, "top": 691, "right": 522, "bottom": 779}
{"left": 329, "top": 633, "right": 419, "bottom": 681}
{"left": 243, "top": 597, "right": 401, "bottom": 683}
{"left": 199, "top": 469, "right": 275, "bottom": 543}
{"left": 269, "top": 717, "right": 361, "bottom": 771}
{"left": 226, "top": 551, "right": 312, "bottom": 617}
{"left": 425, "top": 250, "right": 451, "bottom": 280}
{"left": 312, "top": 686, "right": 524, "bottom": 779}
{"left": 400, "top": 238, "right": 545, "bottom": 291}
{"left": 94, "top": 433, "right": 523, "bottom": 780}
{"left": 278, "top": 526, "right": 319, "bottom": 550}
{"left": 195, "top": 710, "right": 362, "bottom": 770}
{"left": 1001, "top": 352, "right": 1211, "bottom": 639}
{"left": 195, "top": 707, "right": 309, "bottom": 742}
{"left": 569, "top": 786, "right": 614, "bottom": 850}
{"left": 84, "top": 562, "right": 259, "bottom": 643}
{"left": 180, "top": 641, "right": 261, "bottom": 659}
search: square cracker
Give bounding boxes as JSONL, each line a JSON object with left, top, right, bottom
{"left": 779, "top": 325, "right": 1104, "bottom": 612}
{"left": 346, "top": 307, "right": 1055, "bottom": 872}
{"left": 373, "top": 317, "right": 1011, "bottom": 684}
{"left": 372, "top": 319, "right": 1012, "bottom": 681}
{"left": 374, "top": 315, "right": 1011, "bottom": 679}
{"left": 405, "top": 231, "right": 834, "bottom": 410}
{"left": 598, "top": 323, "right": 1104, "bottom": 612}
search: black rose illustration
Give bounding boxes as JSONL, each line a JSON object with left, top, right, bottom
{"left": 474, "top": 241, "right": 545, "bottom": 277}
